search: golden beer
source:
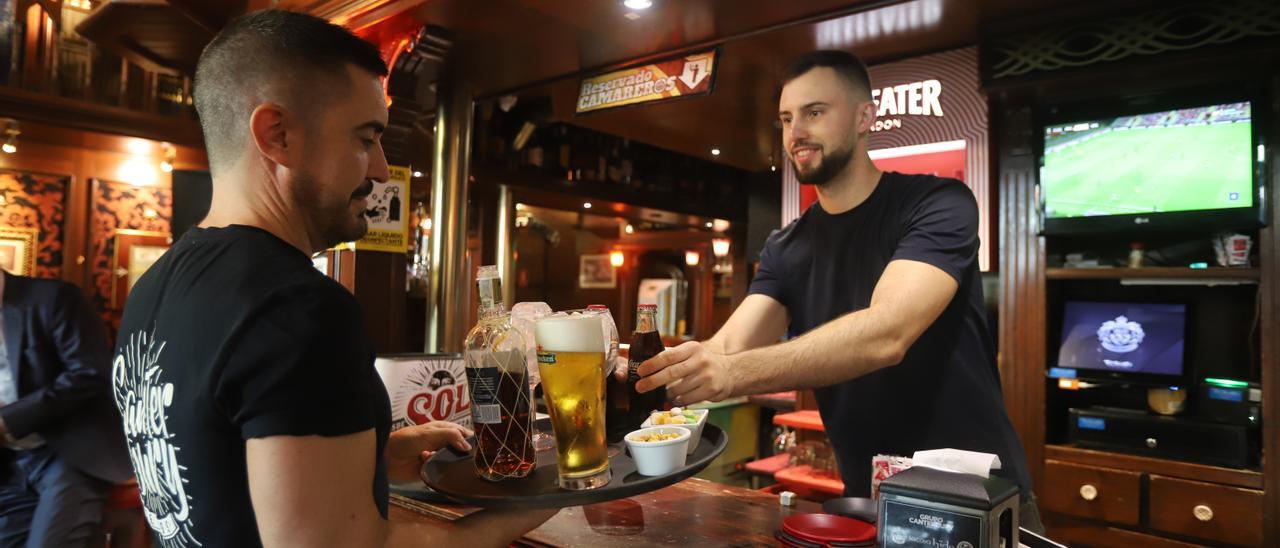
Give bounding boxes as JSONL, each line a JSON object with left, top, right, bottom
{"left": 535, "top": 314, "right": 612, "bottom": 490}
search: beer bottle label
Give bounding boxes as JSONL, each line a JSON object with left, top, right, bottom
{"left": 627, "top": 361, "right": 642, "bottom": 383}
{"left": 537, "top": 352, "right": 556, "bottom": 365}
{"left": 465, "top": 367, "right": 503, "bottom": 425}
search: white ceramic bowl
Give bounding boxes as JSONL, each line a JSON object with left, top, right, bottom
{"left": 624, "top": 426, "right": 691, "bottom": 476}
{"left": 640, "top": 408, "right": 708, "bottom": 454}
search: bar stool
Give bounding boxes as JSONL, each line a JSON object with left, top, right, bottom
{"left": 101, "top": 479, "right": 150, "bottom": 548}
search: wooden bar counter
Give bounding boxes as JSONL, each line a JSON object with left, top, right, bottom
{"left": 389, "top": 478, "right": 820, "bottom": 546}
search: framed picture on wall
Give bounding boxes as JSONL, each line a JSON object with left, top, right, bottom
{"left": 579, "top": 254, "right": 616, "bottom": 289}
{"left": 0, "top": 227, "right": 38, "bottom": 276}
{"left": 112, "top": 229, "right": 171, "bottom": 309}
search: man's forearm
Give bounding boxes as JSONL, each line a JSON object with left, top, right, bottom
{"left": 727, "top": 306, "right": 908, "bottom": 397}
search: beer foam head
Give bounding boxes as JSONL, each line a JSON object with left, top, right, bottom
{"left": 535, "top": 313, "right": 605, "bottom": 352}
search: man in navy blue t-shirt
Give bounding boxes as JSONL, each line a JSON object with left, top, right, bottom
{"left": 637, "top": 50, "right": 1040, "bottom": 528}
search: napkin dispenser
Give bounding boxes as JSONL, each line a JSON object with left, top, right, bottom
{"left": 877, "top": 466, "right": 1019, "bottom": 548}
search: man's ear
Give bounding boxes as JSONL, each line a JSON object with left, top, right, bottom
{"left": 248, "top": 103, "right": 293, "bottom": 168}
{"left": 855, "top": 99, "right": 877, "bottom": 135}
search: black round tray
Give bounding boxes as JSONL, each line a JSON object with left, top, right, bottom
{"left": 421, "top": 421, "right": 727, "bottom": 509}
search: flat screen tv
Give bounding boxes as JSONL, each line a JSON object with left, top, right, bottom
{"left": 1040, "top": 100, "right": 1263, "bottom": 234}
{"left": 1049, "top": 301, "right": 1188, "bottom": 387}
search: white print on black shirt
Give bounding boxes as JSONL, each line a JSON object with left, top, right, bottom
{"left": 113, "top": 330, "right": 200, "bottom": 547}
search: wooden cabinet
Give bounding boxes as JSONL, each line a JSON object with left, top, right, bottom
{"left": 1149, "top": 475, "right": 1264, "bottom": 547}
{"left": 989, "top": 11, "right": 1280, "bottom": 545}
{"left": 1042, "top": 460, "right": 1141, "bottom": 526}
{"left": 1039, "top": 447, "right": 1265, "bottom": 546}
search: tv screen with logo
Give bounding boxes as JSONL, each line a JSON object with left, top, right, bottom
{"left": 1055, "top": 301, "right": 1186, "bottom": 379}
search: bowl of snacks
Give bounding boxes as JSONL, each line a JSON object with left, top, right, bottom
{"left": 624, "top": 426, "right": 692, "bottom": 476}
{"left": 641, "top": 407, "right": 708, "bottom": 454}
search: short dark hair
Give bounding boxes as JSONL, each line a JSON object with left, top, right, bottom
{"left": 781, "top": 50, "right": 873, "bottom": 100}
{"left": 194, "top": 10, "right": 388, "bottom": 170}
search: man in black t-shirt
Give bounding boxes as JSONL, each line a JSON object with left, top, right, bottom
{"left": 113, "top": 11, "right": 554, "bottom": 547}
{"left": 636, "top": 50, "right": 1041, "bottom": 529}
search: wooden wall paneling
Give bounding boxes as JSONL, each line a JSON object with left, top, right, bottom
{"left": 88, "top": 178, "right": 172, "bottom": 335}
{"left": 0, "top": 124, "right": 206, "bottom": 291}
{"left": 351, "top": 250, "right": 409, "bottom": 354}
{"left": 0, "top": 169, "right": 68, "bottom": 278}
{"left": 1261, "top": 70, "right": 1280, "bottom": 548}
{"left": 995, "top": 97, "right": 1047, "bottom": 494}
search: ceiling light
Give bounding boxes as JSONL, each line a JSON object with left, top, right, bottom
{"left": 160, "top": 143, "right": 176, "bottom": 173}
{"left": 685, "top": 250, "right": 700, "bottom": 267}
{"left": 770, "top": 165, "right": 777, "bottom": 172}
{"left": 2, "top": 120, "right": 18, "bottom": 154}
{"left": 712, "top": 219, "right": 730, "bottom": 232}
{"left": 623, "top": 0, "right": 653, "bottom": 9}
{"left": 610, "top": 250, "right": 625, "bottom": 267}
{"left": 126, "top": 138, "right": 152, "bottom": 155}
{"left": 118, "top": 158, "right": 158, "bottom": 187}
{"left": 710, "top": 148, "right": 721, "bottom": 156}
{"left": 624, "top": 224, "right": 634, "bottom": 234}
{"left": 413, "top": 171, "right": 423, "bottom": 178}
{"left": 712, "top": 238, "right": 730, "bottom": 257}
{"left": 704, "top": 222, "right": 713, "bottom": 228}
{"left": 583, "top": 202, "right": 592, "bottom": 209}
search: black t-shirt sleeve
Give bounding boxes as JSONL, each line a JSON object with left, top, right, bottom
{"left": 747, "top": 231, "right": 785, "bottom": 303}
{"left": 890, "top": 179, "right": 979, "bottom": 282}
{"left": 214, "top": 282, "right": 378, "bottom": 440}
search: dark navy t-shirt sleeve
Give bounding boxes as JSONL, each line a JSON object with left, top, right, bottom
{"left": 890, "top": 179, "right": 979, "bottom": 282}
{"left": 747, "top": 231, "right": 785, "bottom": 303}
{"left": 214, "top": 282, "right": 379, "bottom": 440}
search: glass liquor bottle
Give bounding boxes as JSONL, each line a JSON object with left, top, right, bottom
{"left": 464, "top": 266, "right": 535, "bottom": 480}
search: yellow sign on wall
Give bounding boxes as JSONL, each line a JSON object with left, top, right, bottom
{"left": 354, "top": 165, "right": 410, "bottom": 253}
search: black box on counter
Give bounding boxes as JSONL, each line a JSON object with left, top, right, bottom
{"left": 1068, "top": 406, "right": 1257, "bottom": 467}
{"left": 877, "top": 466, "right": 1019, "bottom": 548}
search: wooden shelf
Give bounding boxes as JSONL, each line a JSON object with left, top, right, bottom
{"left": 1045, "top": 267, "right": 1260, "bottom": 280}
{"left": 773, "top": 410, "right": 824, "bottom": 432}
{"left": 1045, "top": 444, "right": 1263, "bottom": 490}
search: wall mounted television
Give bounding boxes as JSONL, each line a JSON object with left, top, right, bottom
{"left": 1039, "top": 99, "right": 1266, "bottom": 235}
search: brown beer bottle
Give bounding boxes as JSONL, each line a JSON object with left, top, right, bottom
{"left": 627, "top": 304, "right": 667, "bottom": 429}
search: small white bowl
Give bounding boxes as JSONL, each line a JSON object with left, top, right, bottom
{"left": 640, "top": 408, "right": 708, "bottom": 455}
{"left": 624, "top": 426, "right": 691, "bottom": 476}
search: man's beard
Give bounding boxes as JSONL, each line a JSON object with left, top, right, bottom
{"left": 792, "top": 140, "right": 855, "bottom": 186}
{"left": 295, "top": 170, "right": 370, "bottom": 251}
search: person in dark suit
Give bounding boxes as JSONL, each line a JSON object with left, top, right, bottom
{"left": 0, "top": 271, "right": 132, "bottom": 547}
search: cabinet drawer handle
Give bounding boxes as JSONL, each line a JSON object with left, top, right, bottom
{"left": 1193, "top": 505, "right": 1213, "bottom": 522}
{"left": 1079, "top": 484, "right": 1098, "bottom": 501}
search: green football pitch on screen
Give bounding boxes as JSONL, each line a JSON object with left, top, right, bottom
{"left": 1043, "top": 122, "right": 1253, "bottom": 219}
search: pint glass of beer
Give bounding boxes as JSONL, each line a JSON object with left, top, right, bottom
{"left": 534, "top": 313, "right": 612, "bottom": 490}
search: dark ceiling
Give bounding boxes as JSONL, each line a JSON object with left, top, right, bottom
{"left": 399, "top": 0, "right": 1112, "bottom": 171}
{"left": 79, "top": 0, "right": 1136, "bottom": 171}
